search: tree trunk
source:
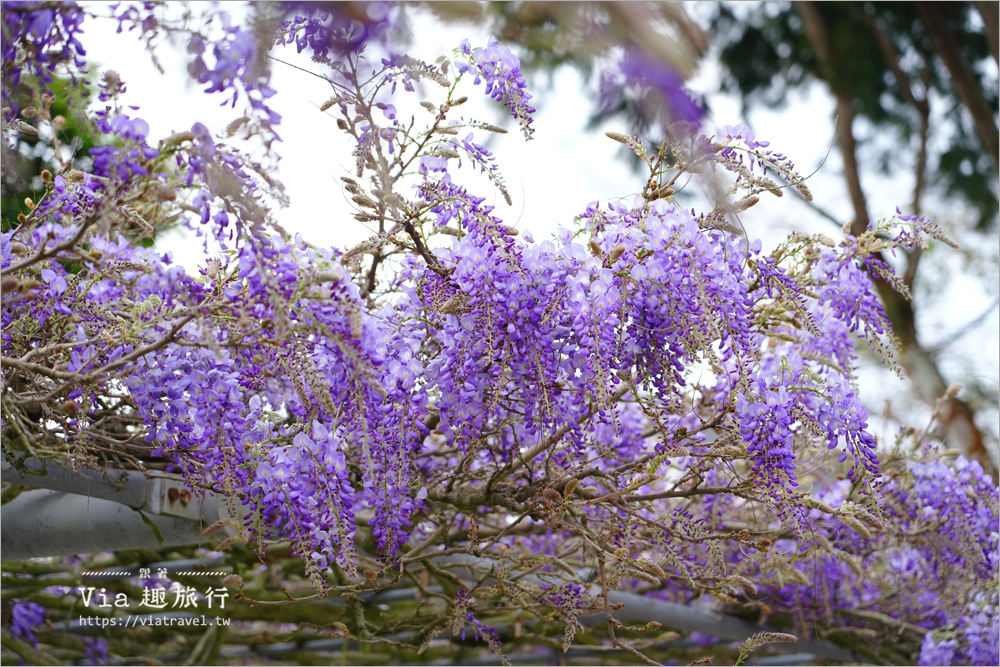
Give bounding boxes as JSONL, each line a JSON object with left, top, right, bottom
{"left": 975, "top": 1, "right": 1000, "bottom": 64}
{"left": 917, "top": 2, "right": 1000, "bottom": 172}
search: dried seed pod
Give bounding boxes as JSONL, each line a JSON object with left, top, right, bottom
{"left": 201, "top": 519, "right": 229, "bottom": 536}
{"left": 223, "top": 574, "right": 244, "bottom": 587}
{"left": 477, "top": 123, "right": 508, "bottom": 134}
{"left": 841, "top": 514, "right": 873, "bottom": 539}
{"left": 637, "top": 560, "right": 666, "bottom": 579}
{"left": 734, "top": 195, "right": 759, "bottom": 212}
{"left": 161, "top": 131, "right": 194, "bottom": 149}
{"left": 624, "top": 568, "right": 662, "bottom": 585}
{"left": 226, "top": 116, "right": 250, "bottom": 136}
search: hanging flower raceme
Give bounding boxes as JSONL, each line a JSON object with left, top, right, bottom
{"left": 456, "top": 36, "right": 535, "bottom": 139}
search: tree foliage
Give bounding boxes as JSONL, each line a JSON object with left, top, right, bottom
{"left": 712, "top": 1, "right": 998, "bottom": 230}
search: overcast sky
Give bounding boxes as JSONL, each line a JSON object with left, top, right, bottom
{"left": 75, "top": 1, "right": 998, "bottom": 450}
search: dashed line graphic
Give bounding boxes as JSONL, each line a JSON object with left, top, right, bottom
{"left": 80, "top": 570, "right": 227, "bottom": 576}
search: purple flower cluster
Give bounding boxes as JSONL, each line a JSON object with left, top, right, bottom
{"left": 279, "top": 2, "right": 395, "bottom": 63}
{"left": 249, "top": 424, "right": 358, "bottom": 582}
{"left": 186, "top": 14, "right": 281, "bottom": 134}
{"left": 920, "top": 634, "right": 960, "bottom": 666}
{"left": 452, "top": 588, "right": 507, "bottom": 661}
{"left": 538, "top": 583, "right": 588, "bottom": 651}
{"left": 736, "top": 456, "right": 998, "bottom": 666}
{"left": 719, "top": 123, "right": 769, "bottom": 150}
{"left": 457, "top": 37, "right": 535, "bottom": 139}
{"left": 597, "top": 47, "right": 705, "bottom": 133}
{"left": 89, "top": 111, "right": 159, "bottom": 184}
{"left": 1, "top": 1, "right": 87, "bottom": 109}
{"left": 177, "top": 121, "right": 274, "bottom": 243}
{"left": 9, "top": 600, "right": 45, "bottom": 646}
{"left": 84, "top": 637, "right": 109, "bottom": 665}
{"left": 736, "top": 384, "right": 799, "bottom": 487}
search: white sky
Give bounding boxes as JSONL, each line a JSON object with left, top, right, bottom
{"left": 74, "top": 1, "right": 998, "bottom": 451}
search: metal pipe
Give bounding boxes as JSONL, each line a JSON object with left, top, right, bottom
{"left": 1, "top": 457, "right": 244, "bottom": 559}
{"left": 0, "top": 490, "right": 214, "bottom": 560}
{"left": 1, "top": 458, "right": 149, "bottom": 508}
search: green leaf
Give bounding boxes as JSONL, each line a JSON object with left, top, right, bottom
{"left": 136, "top": 509, "right": 165, "bottom": 545}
